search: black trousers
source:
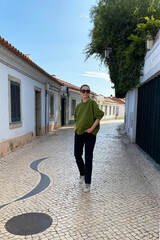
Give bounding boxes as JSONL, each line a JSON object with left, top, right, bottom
{"left": 74, "top": 132, "right": 96, "bottom": 184}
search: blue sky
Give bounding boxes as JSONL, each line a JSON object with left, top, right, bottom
{"left": 0, "top": 0, "right": 115, "bottom": 96}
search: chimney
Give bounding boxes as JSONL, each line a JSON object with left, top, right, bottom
{"left": 24, "top": 54, "right": 31, "bottom": 60}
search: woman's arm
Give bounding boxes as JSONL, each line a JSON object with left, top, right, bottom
{"left": 85, "top": 119, "right": 100, "bottom": 133}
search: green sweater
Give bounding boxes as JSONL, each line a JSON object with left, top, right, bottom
{"left": 74, "top": 99, "right": 104, "bottom": 135}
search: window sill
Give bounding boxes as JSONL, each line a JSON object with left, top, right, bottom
{"left": 10, "top": 122, "right": 22, "bottom": 129}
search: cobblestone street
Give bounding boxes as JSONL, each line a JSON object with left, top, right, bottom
{"left": 0, "top": 121, "right": 160, "bottom": 240}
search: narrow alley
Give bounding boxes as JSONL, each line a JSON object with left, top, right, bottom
{"left": 0, "top": 121, "right": 159, "bottom": 240}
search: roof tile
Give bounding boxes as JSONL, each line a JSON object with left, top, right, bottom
{"left": 0, "top": 36, "right": 60, "bottom": 85}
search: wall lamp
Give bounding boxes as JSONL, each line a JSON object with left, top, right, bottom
{"left": 105, "top": 45, "right": 112, "bottom": 58}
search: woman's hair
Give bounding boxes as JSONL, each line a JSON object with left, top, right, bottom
{"left": 80, "top": 84, "right": 90, "bottom": 91}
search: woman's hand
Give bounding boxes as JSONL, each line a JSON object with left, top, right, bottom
{"left": 85, "top": 119, "right": 100, "bottom": 134}
{"left": 85, "top": 127, "right": 93, "bottom": 133}
{"left": 74, "top": 125, "right": 77, "bottom": 131}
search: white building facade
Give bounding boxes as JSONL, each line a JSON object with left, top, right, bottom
{"left": 125, "top": 29, "right": 160, "bottom": 164}
{"left": 0, "top": 37, "right": 61, "bottom": 157}
{"left": 56, "top": 80, "right": 125, "bottom": 125}
{"left": 96, "top": 95, "right": 125, "bottom": 121}
{"left": 0, "top": 37, "right": 125, "bottom": 158}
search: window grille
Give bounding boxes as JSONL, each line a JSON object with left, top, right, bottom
{"left": 50, "top": 95, "right": 54, "bottom": 120}
{"left": 71, "top": 100, "right": 76, "bottom": 115}
{"left": 10, "top": 81, "right": 21, "bottom": 122}
{"left": 105, "top": 106, "right": 107, "bottom": 115}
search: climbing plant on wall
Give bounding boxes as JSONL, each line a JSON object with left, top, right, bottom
{"left": 85, "top": 0, "right": 160, "bottom": 97}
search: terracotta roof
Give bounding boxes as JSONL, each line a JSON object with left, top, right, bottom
{"left": 104, "top": 97, "right": 117, "bottom": 104}
{"left": 0, "top": 36, "right": 61, "bottom": 85}
{"left": 55, "top": 78, "right": 97, "bottom": 95}
{"left": 108, "top": 97, "right": 125, "bottom": 104}
{"left": 55, "top": 78, "right": 80, "bottom": 91}
{"left": 0, "top": 37, "right": 123, "bottom": 100}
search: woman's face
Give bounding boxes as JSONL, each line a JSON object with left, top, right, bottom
{"left": 80, "top": 86, "right": 90, "bottom": 99}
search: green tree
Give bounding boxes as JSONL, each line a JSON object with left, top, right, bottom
{"left": 85, "top": 0, "right": 160, "bottom": 97}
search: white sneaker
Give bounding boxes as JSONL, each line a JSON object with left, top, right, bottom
{"left": 79, "top": 176, "right": 85, "bottom": 184}
{"left": 84, "top": 184, "right": 91, "bottom": 192}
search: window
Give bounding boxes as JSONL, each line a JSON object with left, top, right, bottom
{"left": 71, "top": 99, "right": 76, "bottom": 115}
{"left": 116, "top": 107, "right": 119, "bottom": 116}
{"left": 50, "top": 94, "right": 54, "bottom": 120}
{"left": 113, "top": 106, "right": 115, "bottom": 115}
{"left": 109, "top": 106, "right": 112, "bottom": 115}
{"left": 9, "top": 75, "right": 22, "bottom": 128}
{"left": 10, "top": 79, "right": 21, "bottom": 123}
{"left": 105, "top": 106, "right": 107, "bottom": 115}
{"left": 101, "top": 105, "right": 103, "bottom": 110}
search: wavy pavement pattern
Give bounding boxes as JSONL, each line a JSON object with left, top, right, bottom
{"left": 0, "top": 157, "right": 50, "bottom": 209}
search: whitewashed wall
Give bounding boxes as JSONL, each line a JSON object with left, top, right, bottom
{"left": 125, "top": 89, "right": 138, "bottom": 142}
{"left": 0, "top": 62, "right": 45, "bottom": 143}
{"left": 54, "top": 91, "right": 60, "bottom": 124}
{"left": 125, "top": 32, "right": 160, "bottom": 142}
{"left": 102, "top": 103, "right": 116, "bottom": 120}
{"left": 0, "top": 44, "right": 61, "bottom": 147}
{"left": 48, "top": 85, "right": 61, "bottom": 129}
{"left": 141, "top": 36, "right": 160, "bottom": 84}
{"left": 118, "top": 105, "right": 125, "bottom": 118}
{"left": 0, "top": 62, "right": 10, "bottom": 142}
{"left": 68, "top": 90, "right": 81, "bottom": 122}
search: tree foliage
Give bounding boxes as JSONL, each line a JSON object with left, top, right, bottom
{"left": 85, "top": 0, "right": 160, "bottom": 97}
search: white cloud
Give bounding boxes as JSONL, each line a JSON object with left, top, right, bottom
{"left": 80, "top": 13, "right": 89, "bottom": 18}
{"left": 81, "top": 71, "right": 111, "bottom": 81}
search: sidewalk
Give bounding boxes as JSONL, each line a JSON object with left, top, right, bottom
{"left": 0, "top": 121, "right": 159, "bottom": 240}
{"left": 118, "top": 123, "right": 160, "bottom": 206}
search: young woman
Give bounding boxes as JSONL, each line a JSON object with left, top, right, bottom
{"left": 74, "top": 84, "right": 104, "bottom": 192}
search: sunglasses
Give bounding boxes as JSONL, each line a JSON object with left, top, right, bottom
{"left": 80, "top": 89, "right": 90, "bottom": 93}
